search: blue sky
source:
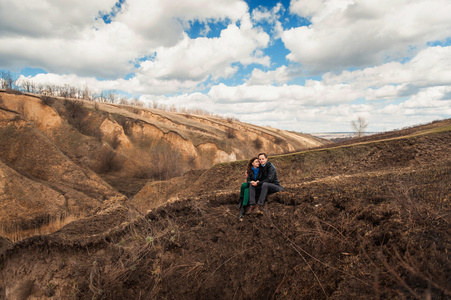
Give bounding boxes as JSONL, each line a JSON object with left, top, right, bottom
{"left": 1, "top": 0, "right": 450, "bottom": 132}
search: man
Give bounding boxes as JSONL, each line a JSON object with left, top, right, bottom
{"left": 246, "top": 153, "right": 283, "bottom": 215}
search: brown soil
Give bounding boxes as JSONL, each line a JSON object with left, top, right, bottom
{"left": 0, "top": 119, "right": 450, "bottom": 299}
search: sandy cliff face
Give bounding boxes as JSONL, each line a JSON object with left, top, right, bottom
{"left": 0, "top": 92, "right": 63, "bottom": 132}
{"left": 0, "top": 97, "right": 123, "bottom": 238}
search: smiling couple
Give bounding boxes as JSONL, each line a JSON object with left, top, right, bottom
{"left": 238, "top": 153, "right": 283, "bottom": 219}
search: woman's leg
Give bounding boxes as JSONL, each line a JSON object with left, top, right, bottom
{"left": 239, "top": 183, "right": 250, "bottom": 218}
{"left": 242, "top": 187, "right": 249, "bottom": 206}
{"left": 240, "top": 182, "right": 249, "bottom": 199}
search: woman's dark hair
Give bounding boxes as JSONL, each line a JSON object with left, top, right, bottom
{"left": 246, "top": 157, "right": 259, "bottom": 177}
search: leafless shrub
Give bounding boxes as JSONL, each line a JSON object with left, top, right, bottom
{"left": 65, "top": 98, "right": 83, "bottom": 118}
{"left": 41, "top": 95, "right": 54, "bottom": 106}
{"left": 253, "top": 137, "right": 263, "bottom": 149}
{"left": 147, "top": 143, "right": 183, "bottom": 180}
{"left": 131, "top": 107, "right": 141, "bottom": 114}
{"left": 99, "top": 148, "right": 122, "bottom": 173}
{"left": 5, "top": 88, "right": 22, "bottom": 95}
{"left": 225, "top": 127, "right": 236, "bottom": 139}
{"left": 64, "top": 98, "right": 89, "bottom": 132}
{"left": 274, "top": 136, "right": 284, "bottom": 145}
{"left": 133, "top": 162, "right": 153, "bottom": 179}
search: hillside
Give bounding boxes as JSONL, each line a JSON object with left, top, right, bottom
{"left": 0, "top": 90, "right": 328, "bottom": 240}
{"left": 0, "top": 118, "right": 449, "bottom": 299}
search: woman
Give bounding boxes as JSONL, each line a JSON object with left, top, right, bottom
{"left": 238, "top": 157, "right": 261, "bottom": 219}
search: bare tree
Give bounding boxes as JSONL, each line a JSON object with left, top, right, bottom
{"left": 19, "top": 79, "right": 34, "bottom": 93}
{"left": 351, "top": 116, "right": 369, "bottom": 137}
{"left": 151, "top": 100, "right": 159, "bottom": 109}
{"left": 0, "top": 71, "right": 16, "bottom": 90}
{"left": 82, "top": 85, "right": 91, "bottom": 100}
{"left": 119, "top": 97, "right": 129, "bottom": 105}
{"left": 130, "top": 98, "right": 143, "bottom": 107}
{"left": 107, "top": 90, "right": 118, "bottom": 104}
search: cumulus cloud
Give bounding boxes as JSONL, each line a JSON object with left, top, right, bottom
{"left": 0, "top": 0, "right": 117, "bottom": 38}
{"left": 208, "top": 80, "right": 360, "bottom": 106}
{"left": 251, "top": 3, "right": 284, "bottom": 39}
{"left": 247, "top": 65, "right": 305, "bottom": 85}
{"left": 116, "top": 0, "right": 248, "bottom": 47}
{"left": 0, "top": 0, "right": 253, "bottom": 79}
{"left": 136, "top": 15, "right": 270, "bottom": 83}
{"left": 283, "top": 0, "right": 451, "bottom": 72}
{"left": 322, "top": 46, "right": 451, "bottom": 99}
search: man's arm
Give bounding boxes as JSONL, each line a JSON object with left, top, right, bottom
{"left": 257, "top": 163, "right": 277, "bottom": 185}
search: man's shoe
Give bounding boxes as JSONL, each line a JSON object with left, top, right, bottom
{"left": 254, "top": 205, "right": 264, "bottom": 215}
{"left": 252, "top": 205, "right": 263, "bottom": 215}
{"left": 245, "top": 205, "right": 254, "bottom": 215}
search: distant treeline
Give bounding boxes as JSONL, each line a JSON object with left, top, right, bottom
{"left": 0, "top": 70, "right": 238, "bottom": 120}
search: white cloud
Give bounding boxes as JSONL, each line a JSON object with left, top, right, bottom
{"left": 0, "top": 0, "right": 117, "bottom": 38}
{"left": 116, "top": 0, "right": 248, "bottom": 47}
{"left": 322, "top": 46, "right": 451, "bottom": 99}
{"left": 136, "top": 16, "right": 270, "bottom": 83}
{"left": 251, "top": 3, "right": 284, "bottom": 39}
{"left": 247, "top": 65, "right": 305, "bottom": 85}
{"left": 284, "top": 0, "right": 451, "bottom": 72}
{"left": 208, "top": 80, "right": 360, "bottom": 106}
{"left": 0, "top": 0, "right": 252, "bottom": 78}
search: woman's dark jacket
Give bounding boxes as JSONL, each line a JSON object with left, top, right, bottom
{"left": 246, "top": 168, "right": 262, "bottom": 183}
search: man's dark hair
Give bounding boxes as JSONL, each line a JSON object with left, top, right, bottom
{"left": 258, "top": 152, "right": 268, "bottom": 158}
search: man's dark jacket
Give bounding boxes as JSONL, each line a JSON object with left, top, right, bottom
{"left": 257, "top": 162, "right": 281, "bottom": 187}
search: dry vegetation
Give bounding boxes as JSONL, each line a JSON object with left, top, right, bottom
{"left": 0, "top": 118, "right": 449, "bottom": 299}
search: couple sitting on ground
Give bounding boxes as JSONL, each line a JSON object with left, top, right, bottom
{"left": 238, "top": 153, "right": 283, "bottom": 218}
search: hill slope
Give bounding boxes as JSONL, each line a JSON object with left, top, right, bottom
{"left": 0, "top": 90, "right": 328, "bottom": 239}
{"left": 0, "top": 119, "right": 449, "bottom": 299}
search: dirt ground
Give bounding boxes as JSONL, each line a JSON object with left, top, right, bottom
{"left": 0, "top": 120, "right": 450, "bottom": 299}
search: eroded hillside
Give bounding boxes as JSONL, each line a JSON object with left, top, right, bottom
{"left": 0, "top": 90, "right": 327, "bottom": 240}
{"left": 0, "top": 118, "right": 449, "bottom": 299}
